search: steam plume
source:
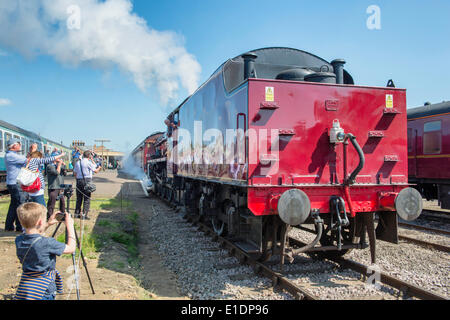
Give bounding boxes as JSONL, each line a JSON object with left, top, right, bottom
{"left": 0, "top": 0, "right": 201, "bottom": 104}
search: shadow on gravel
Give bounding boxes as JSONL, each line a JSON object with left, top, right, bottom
{"left": 116, "top": 170, "right": 139, "bottom": 180}
{"left": 90, "top": 181, "right": 183, "bottom": 299}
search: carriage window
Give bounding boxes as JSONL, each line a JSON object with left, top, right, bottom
{"left": 0, "top": 130, "right": 3, "bottom": 152}
{"left": 5, "top": 132, "right": 12, "bottom": 148}
{"left": 407, "top": 128, "right": 413, "bottom": 153}
{"left": 423, "top": 121, "right": 441, "bottom": 154}
{"left": 21, "top": 137, "right": 26, "bottom": 155}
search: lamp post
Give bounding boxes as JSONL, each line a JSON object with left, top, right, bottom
{"left": 95, "top": 139, "right": 111, "bottom": 171}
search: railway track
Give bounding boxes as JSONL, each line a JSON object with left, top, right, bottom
{"left": 288, "top": 237, "right": 447, "bottom": 300}
{"left": 397, "top": 234, "right": 449, "bottom": 253}
{"left": 155, "top": 197, "right": 447, "bottom": 300}
{"left": 184, "top": 215, "right": 319, "bottom": 300}
{"left": 398, "top": 222, "right": 450, "bottom": 236}
{"left": 299, "top": 220, "right": 450, "bottom": 254}
{"left": 0, "top": 191, "right": 9, "bottom": 199}
{"left": 419, "top": 209, "right": 450, "bottom": 223}
{"left": 397, "top": 216, "right": 450, "bottom": 253}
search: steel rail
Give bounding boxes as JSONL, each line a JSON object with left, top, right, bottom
{"left": 398, "top": 234, "right": 450, "bottom": 253}
{"left": 420, "top": 209, "right": 450, "bottom": 223}
{"left": 288, "top": 237, "right": 448, "bottom": 300}
{"left": 150, "top": 192, "right": 447, "bottom": 300}
{"left": 153, "top": 195, "right": 320, "bottom": 300}
{"left": 398, "top": 222, "right": 450, "bottom": 236}
{"left": 184, "top": 215, "right": 319, "bottom": 300}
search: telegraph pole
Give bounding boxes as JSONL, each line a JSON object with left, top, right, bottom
{"left": 95, "top": 139, "right": 110, "bottom": 171}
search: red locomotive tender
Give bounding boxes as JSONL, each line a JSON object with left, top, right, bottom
{"left": 142, "top": 47, "right": 422, "bottom": 264}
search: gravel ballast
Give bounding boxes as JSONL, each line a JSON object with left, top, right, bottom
{"left": 146, "top": 197, "right": 449, "bottom": 300}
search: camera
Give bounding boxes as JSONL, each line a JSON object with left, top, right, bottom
{"left": 60, "top": 184, "right": 74, "bottom": 198}
{"left": 61, "top": 163, "right": 67, "bottom": 176}
{"left": 55, "top": 212, "right": 66, "bottom": 222}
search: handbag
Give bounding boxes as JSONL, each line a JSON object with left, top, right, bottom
{"left": 18, "top": 161, "right": 42, "bottom": 193}
{"left": 80, "top": 160, "right": 96, "bottom": 193}
{"left": 17, "top": 161, "right": 39, "bottom": 186}
{"left": 21, "top": 177, "right": 41, "bottom": 193}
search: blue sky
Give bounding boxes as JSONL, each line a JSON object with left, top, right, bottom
{"left": 0, "top": 0, "right": 449, "bottom": 153}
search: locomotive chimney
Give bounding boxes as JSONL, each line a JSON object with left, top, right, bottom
{"left": 242, "top": 52, "right": 258, "bottom": 80}
{"left": 331, "top": 59, "right": 346, "bottom": 84}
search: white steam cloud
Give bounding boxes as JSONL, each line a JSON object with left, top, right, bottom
{"left": 121, "top": 154, "right": 152, "bottom": 196}
{"left": 121, "top": 154, "right": 146, "bottom": 181}
{"left": 0, "top": 98, "right": 12, "bottom": 106}
{"left": 0, "top": 0, "right": 201, "bottom": 104}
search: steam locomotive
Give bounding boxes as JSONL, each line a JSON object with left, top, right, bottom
{"left": 138, "top": 47, "right": 422, "bottom": 264}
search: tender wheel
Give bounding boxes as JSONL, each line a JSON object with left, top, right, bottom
{"left": 211, "top": 216, "right": 225, "bottom": 236}
{"left": 198, "top": 194, "right": 206, "bottom": 221}
{"left": 182, "top": 190, "right": 192, "bottom": 215}
{"left": 212, "top": 201, "right": 234, "bottom": 237}
{"left": 257, "top": 216, "right": 281, "bottom": 262}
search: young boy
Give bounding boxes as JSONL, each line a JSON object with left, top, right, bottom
{"left": 14, "top": 202, "right": 76, "bottom": 300}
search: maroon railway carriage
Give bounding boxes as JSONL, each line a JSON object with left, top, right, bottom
{"left": 131, "top": 131, "right": 165, "bottom": 175}
{"left": 146, "top": 47, "right": 422, "bottom": 264}
{"left": 408, "top": 101, "right": 450, "bottom": 209}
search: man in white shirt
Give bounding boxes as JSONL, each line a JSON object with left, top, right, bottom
{"left": 73, "top": 151, "right": 101, "bottom": 219}
{"left": 4, "top": 138, "right": 27, "bottom": 232}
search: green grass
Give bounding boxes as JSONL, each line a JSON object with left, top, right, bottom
{"left": 97, "top": 219, "right": 121, "bottom": 229}
{"left": 0, "top": 196, "right": 131, "bottom": 224}
{"left": 89, "top": 198, "right": 132, "bottom": 211}
{"left": 56, "top": 222, "right": 105, "bottom": 258}
{"left": 3, "top": 195, "right": 139, "bottom": 267}
{"left": 108, "top": 211, "right": 139, "bottom": 266}
{"left": 113, "top": 261, "right": 125, "bottom": 269}
{"left": 0, "top": 199, "right": 9, "bottom": 222}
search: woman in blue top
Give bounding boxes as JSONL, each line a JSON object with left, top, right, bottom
{"left": 26, "top": 151, "right": 66, "bottom": 206}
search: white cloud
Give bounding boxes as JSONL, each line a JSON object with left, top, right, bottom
{"left": 0, "top": 98, "right": 12, "bottom": 106}
{"left": 0, "top": 0, "right": 201, "bottom": 105}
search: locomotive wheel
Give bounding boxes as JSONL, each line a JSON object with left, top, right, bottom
{"left": 258, "top": 216, "right": 280, "bottom": 262}
{"left": 212, "top": 200, "right": 234, "bottom": 237}
{"left": 182, "top": 189, "right": 196, "bottom": 215}
{"left": 211, "top": 200, "right": 235, "bottom": 236}
{"left": 168, "top": 188, "right": 174, "bottom": 203}
{"left": 211, "top": 216, "right": 225, "bottom": 236}
{"left": 198, "top": 194, "right": 206, "bottom": 221}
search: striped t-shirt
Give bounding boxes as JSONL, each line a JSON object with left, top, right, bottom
{"left": 15, "top": 234, "right": 66, "bottom": 299}
{"left": 27, "top": 156, "right": 56, "bottom": 196}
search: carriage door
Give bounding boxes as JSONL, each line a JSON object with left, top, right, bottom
{"left": 408, "top": 128, "right": 417, "bottom": 177}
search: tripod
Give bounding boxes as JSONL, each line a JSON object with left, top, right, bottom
{"left": 51, "top": 189, "right": 95, "bottom": 299}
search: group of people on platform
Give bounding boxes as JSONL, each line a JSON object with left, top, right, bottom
{"left": 3, "top": 137, "right": 103, "bottom": 300}
{"left": 4, "top": 138, "right": 102, "bottom": 232}
{"left": 72, "top": 146, "right": 120, "bottom": 171}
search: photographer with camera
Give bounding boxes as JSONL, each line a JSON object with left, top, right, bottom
{"left": 46, "top": 156, "right": 66, "bottom": 221}
{"left": 73, "top": 151, "right": 101, "bottom": 220}
{"left": 71, "top": 146, "right": 81, "bottom": 177}
{"left": 15, "top": 202, "right": 76, "bottom": 300}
